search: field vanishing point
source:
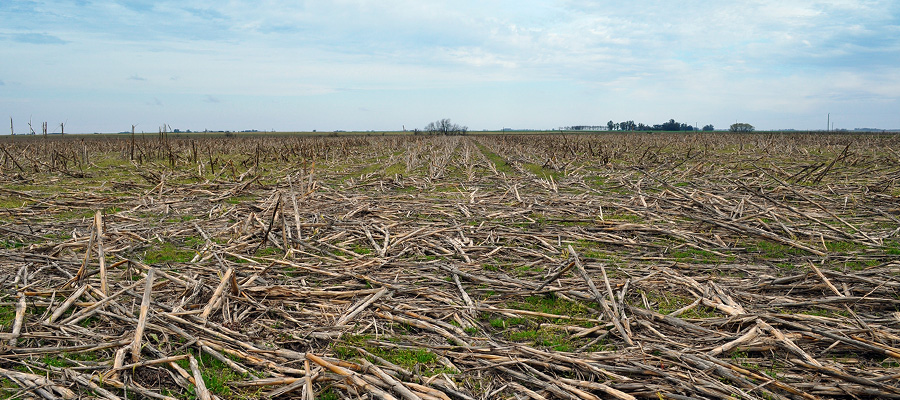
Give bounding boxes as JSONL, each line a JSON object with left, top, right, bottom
{"left": 1, "top": 132, "right": 900, "bottom": 399}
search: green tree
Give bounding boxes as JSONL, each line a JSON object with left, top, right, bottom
{"left": 730, "top": 123, "right": 754, "bottom": 132}
{"left": 702, "top": 124, "right": 714, "bottom": 131}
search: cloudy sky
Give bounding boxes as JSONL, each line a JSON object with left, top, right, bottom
{"left": 2, "top": 1, "right": 899, "bottom": 133}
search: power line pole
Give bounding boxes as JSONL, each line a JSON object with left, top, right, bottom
{"left": 827, "top": 113, "right": 830, "bottom": 132}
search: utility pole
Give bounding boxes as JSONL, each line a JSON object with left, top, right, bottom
{"left": 9, "top": 117, "right": 13, "bottom": 136}
{"left": 827, "top": 113, "right": 830, "bottom": 132}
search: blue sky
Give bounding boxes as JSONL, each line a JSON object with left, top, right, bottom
{"left": 2, "top": 1, "right": 899, "bottom": 133}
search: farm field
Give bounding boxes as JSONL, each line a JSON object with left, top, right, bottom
{"left": 1, "top": 132, "right": 899, "bottom": 399}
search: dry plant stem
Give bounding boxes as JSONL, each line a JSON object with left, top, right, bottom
{"left": 360, "top": 359, "right": 422, "bottom": 400}
{"left": 264, "top": 374, "right": 314, "bottom": 398}
{"left": 335, "top": 287, "right": 389, "bottom": 326}
{"left": 88, "top": 374, "right": 178, "bottom": 400}
{"left": 199, "top": 267, "right": 234, "bottom": 321}
{"left": 61, "top": 280, "right": 144, "bottom": 325}
{"left": 0, "top": 367, "right": 77, "bottom": 399}
{"left": 70, "top": 225, "right": 96, "bottom": 286}
{"left": 95, "top": 210, "right": 108, "bottom": 295}
{"left": 304, "top": 359, "right": 315, "bottom": 400}
{"left": 65, "top": 368, "right": 122, "bottom": 400}
{"left": 197, "top": 339, "right": 250, "bottom": 376}
{"left": 288, "top": 174, "right": 304, "bottom": 240}
{"left": 306, "top": 353, "right": 399, "bottom": 400}
{"left": 9, "top": 292, "right": 26, "bottom": 346}
{"left": 535, "top": 260, "right": 574, "bottom": 292}
{"left": 46, "top": 284, "right": 89, "bottom": 324}
{"left": 808, "top": 261, "right": 842, "bottom": 297}
{"left": 132, "top": 267, "right": 155, "bottom": 363}
{"left": 709, "top": 326, "right": 761, "bottom": 356}
{"left": 104, "top": 354, "right": 190, "bottom": 379}
{"left": 189, "top": 355, "right": 213, "bottom": 400}
{"left": 568, "top": 245, "right": 633, "bottom": 346}
{"left": 452, "top": 273, "right": 475, "bottom": 314}
{"left": 111, "top": 345, "right": 127, "bottom": 382}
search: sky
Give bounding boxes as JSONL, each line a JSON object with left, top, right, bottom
{"left": 2, "top": 1, "right": 899, "bottom": 133}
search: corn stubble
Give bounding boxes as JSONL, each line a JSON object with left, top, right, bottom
{"left": 1, "top": 131, "right": 899, "bottom": 399}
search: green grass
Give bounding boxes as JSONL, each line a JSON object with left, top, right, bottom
{"left": 254, "top": 246, "right": 282, "bottom": 257}
{"left": 352, "top": 244, "right": 372, "bottom": 255}
{"left": 41, "top": 355, "right": 70, "bottom": 368}
{"left": 507, "top": 294, "right": 594, "bottom": 320}
{"left": 669, "top": 247, "right": 720, "bottom": 264}
{"left": 384, "top": 162, "right": 405, "bottom": 176}
{"left": 776, "top": 262, "right": 798, "bottom": 270}
{"left": 175, "top": 351, "right": 247, "bottom": 398}
{"left": 572, "top": 241, "right": 620, "bottom": 261}
{"left": 0, "top": 305, "right": 16, "bottom": 331}
{"left": 475, "top": 143, "right": 515, "bottom": 174}
{"left": 0, "top": 196, "right": 29, "bottom": 208}
{"left": 1, "top": 377, "right": 17, "bottom": 398}
{"left": 842, "top": 259, "right": 881, "bottom": 271}
{"left": 493, "top": 314, "right": 609, "bottom": 352}
{"left": 605, "top": 212, "right": 642, "bottom": 223}
{"left": 1, "top": 239, "right": 26, "bottom": 249}
{"left": 513, "top": 264, "right": 542, "bottom": 277}
{"left": 182, "top": 236, "right": 207, "bottom": 248}
{"left": 334, "top": 335, "right": 456, "bottom": 376}
{"left": 799, "top": 308, "right": 849, "bottom": 318}
{"left": 506, "top": 326, "right": 584, "bottom": 352}
{"left": 224, "top": 195, "right": 256, "bottom": 204}
{"left": 584, "top": 175, "right": 610, "bottom": 190}
{"left": 166, "top": 214, "right": 197, "bottom": 223}
{"left": 747, "top": 240, "right": 807, "bottom": 259}
{"left": 825, "top": 241, "right": 867, "bottom": 253}
{"left": 143, "top": 242, "right": 195, "bottom": 264}
{"left": 886, "top": 241, "right": 900, "bottom": 256}
{"left": 643, "top": 291, "right": 718, "bottom": 319}
{"left": 523, "top": 162, "right": 563, "bottom": 181}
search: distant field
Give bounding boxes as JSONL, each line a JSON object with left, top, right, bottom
{"left": 1, "top": 132, "right": 899, "bottom": 399}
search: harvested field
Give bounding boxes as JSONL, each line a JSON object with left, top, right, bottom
{"left": 1, "top": 132, "right": 900, "bottom": 399}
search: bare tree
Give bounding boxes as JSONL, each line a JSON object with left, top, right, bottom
{"left": 425, "top": 118, "right": 467, "bottom": 136}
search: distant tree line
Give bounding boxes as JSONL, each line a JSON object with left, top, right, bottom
{"left": 590, "top": 120, "right": 756, "bottom": 133}
{"left": 606, "top": 119, "right": 697, "bottom": 131}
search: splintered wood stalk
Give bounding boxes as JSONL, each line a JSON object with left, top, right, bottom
{"left": 95, "top": 210, "right": 108, "bottom": 295}
{"left": 131, "top": 267, "right": 154, "bottom": 363}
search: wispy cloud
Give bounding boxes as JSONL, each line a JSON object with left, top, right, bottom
{"left": 11, "top": 32, "right": 68, "bottom": 45}
{"left": 128, "top": 75, "right": 147, "bottom": 81}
